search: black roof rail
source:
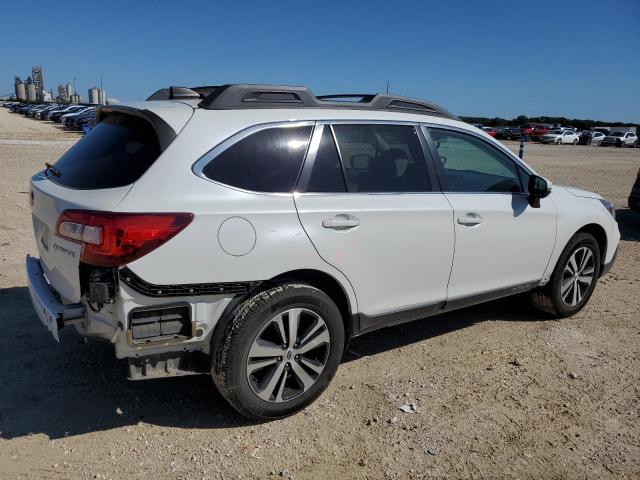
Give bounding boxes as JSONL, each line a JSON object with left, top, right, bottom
{"left": 146, "top": 86, "right": 208, "bottom": 101}
{"left": 194, "top": 84, "right": 458, "bottom": 119}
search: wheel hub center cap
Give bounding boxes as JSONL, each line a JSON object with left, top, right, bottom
{"left": 287, "top": 350, "right": 293, "bottom": 360}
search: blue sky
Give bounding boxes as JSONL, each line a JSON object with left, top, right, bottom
{"left": 1, "top": 0, "right": 638, "bottom": 122}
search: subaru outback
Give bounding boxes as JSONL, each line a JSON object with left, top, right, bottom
{"left": 27, "top": 84, "right": 620, "bottom": 420}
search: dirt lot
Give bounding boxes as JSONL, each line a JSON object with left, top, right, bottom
{"left": 1, "top": 107, "right": 639, "bottom": 480}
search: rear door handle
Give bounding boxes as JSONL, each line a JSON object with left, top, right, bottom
{"left": 457, "top": 213, "right": 483, "bottom": 226}
{"left": 322, "top": 216, "right": 360, "bottom": 230}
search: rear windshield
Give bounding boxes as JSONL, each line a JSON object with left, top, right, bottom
{"left": 50, "top": 113, "right": 160, "bottom": 189}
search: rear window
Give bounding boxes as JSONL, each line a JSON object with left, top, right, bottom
{"left": 202, "top": 126, "right": 312, "bottom": 193}
{"left": 51, "top": 113, "right": 160, "bottom": 189}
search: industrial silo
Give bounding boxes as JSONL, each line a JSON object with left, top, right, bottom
{"left": 26, "top": 82, "right": 37, "bottom": 102}
{"left": 15, "top": 81, "right": 26, "bottom": 101}
{"left": 88, "top": 87, "right": 100, "bottom": 104}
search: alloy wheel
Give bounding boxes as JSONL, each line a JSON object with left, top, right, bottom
{"left": 561, "top": 246, "right": 595, "bottom": 307}
{"left": 246, "top": 308, "right": 330, "bottom": 403}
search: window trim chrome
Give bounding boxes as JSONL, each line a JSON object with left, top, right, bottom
{"left": 299, "top": 120, "right": 437, "bottom": 195}
{"left": 421, "top": 123, "right": 535, "bottom": 177}
{"left": 192, "top": 118, "right": 538, "bottom": 197}
{"left": 191, "top": 120, "right": 316, "bottom": 196}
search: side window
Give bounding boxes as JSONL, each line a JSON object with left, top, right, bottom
{"left": 331, "top": 124, "right": 431, "bottom": 193}
{"left": 305, "top": 127, "right": 347, "bottom": 193}
{"left": 202, "top": 126, "right": 312, "bottom": 193}
{"left": 427, "top": 128, "right": 522, "bottom": 193}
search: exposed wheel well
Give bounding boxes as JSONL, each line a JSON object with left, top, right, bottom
{"left": 575, "top": 223, "right": 607, "bottom": 273}
{"left": 270, "top": 269, "right": 354, "bottom": 338}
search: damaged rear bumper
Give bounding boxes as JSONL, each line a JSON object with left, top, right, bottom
{"left": 26, "top": 255, "right": 85, "bottom": 341}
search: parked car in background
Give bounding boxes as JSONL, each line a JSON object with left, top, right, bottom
{"left": 531, "top": 124, "right": 553, "bottom": 141}
{"left": 46, "top": 105, "right": 81, "bottom": 122}
{"left": 600, "top": 131, "right": 638, "bottom": 148}
{"left": 51, "top": 105, "right": 88, "bottom": 123}
{"left": 25, "top": 83, "right": 619, "bottom": 420}
{"left": 27, "top": 105, "right": 50, "bottom": 118}
{"left": 493, "top": 127, "right": 509, "bottom": 140}
{"left": 541, "top": 129, "right": 579, "bottom": 144}
{"left": 23, "top": 105, "right": 43, "bottom": 117}
{"left": 519, "top": 124, "right": 536, "bottom": 140}
{"left": 66, "top": 109, "right": 96, "bottom": 130}
{"left": 35, "top": 105, "right": 60, "bottom": 119}
{"left": 61, "top": 107, "right": 93, "bottom": 128}
{"left": 482, "top": 127, "right": 497, "bottom": 137}
{"left": 629, "top": 167, "right": 640, "bottom": 212}
{"left": 578, "top": 131, "right": 606, "bottom": 146}
{"left": 505, "top": 127, "right": 522, "bottom": 140}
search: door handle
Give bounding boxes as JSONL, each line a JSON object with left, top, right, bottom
{"left": 457, "top": 213, "right": 483, "bottom": 226}
{"left": 322, "top": 216, "right": 360, "bottom": 230}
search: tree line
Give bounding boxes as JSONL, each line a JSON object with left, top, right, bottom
{"left": 459, "top": 115, "right": 638, "bottom": 131}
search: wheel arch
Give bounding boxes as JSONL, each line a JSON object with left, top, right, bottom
{"left": 575, "top": 223, "right": 607, "bottom": 275}
{"left": 269, "top": 269, "right": 357, "bottom": 340}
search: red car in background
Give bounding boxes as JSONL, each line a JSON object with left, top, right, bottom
{"left": 531, "top": 124, "right": 553, "bottom": 141}
{"left": 520, "top": 123, "right": 553, "bottom": 141}
{"left": 520, "top": 123, "right": 536, "bottom": 140}
{"left": 482, "top": 127, "right": 497, "bottom": 137}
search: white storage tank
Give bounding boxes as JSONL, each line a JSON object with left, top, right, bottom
{"left": 26, "top": 83, "right": 37, "bottom": 102}
{"left": 88, "top": 87, "right": 100, "bottom": 104}
{"left": 15, "top": 82, "right": 26, "bottom": 101}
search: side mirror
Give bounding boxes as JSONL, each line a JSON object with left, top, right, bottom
{"left": 528, "top": 175, "right": 551, "bottom": 208}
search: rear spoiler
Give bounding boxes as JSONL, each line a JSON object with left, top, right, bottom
{"left": 96, "top": 105, "right": 177, "bottom": 151}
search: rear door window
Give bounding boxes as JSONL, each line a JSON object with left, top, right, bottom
{"left": 331, "top": 124, "right": 431, "bottom": 193}
{"left": 51, "top": 113, "right": 161, "bottom": 189}
{"left": 202, "top": 126, "right": 312, "bottom": 193}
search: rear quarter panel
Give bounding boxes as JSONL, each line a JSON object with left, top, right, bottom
{"left": 114, "top": 110, "right": 359, "bottom": 314}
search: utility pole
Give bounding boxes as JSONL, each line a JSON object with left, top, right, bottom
{"left": 386, "top": 81, "right": 389, "bottom": 94}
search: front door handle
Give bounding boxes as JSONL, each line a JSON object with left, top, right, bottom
{"left": 322, "top": 215, "right": 360, "bottom": 230}
{"left": 457, "top": 213, "right": 483, "bottom": 226}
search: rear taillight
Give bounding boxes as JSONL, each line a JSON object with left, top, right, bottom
{"left": 56, "top": 211, "right": 193, "bottom": 267}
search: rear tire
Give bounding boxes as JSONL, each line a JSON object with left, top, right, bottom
{"left": 573, "top": 139, "right": 578, "bottom": 145}
{"left": 211, "top": 282, "right": 345, "bottom": 420}
{"left": 531, "top": 233, "right": 601, "bottom": 318}
{"left": 556, "top": 138, "right": 562, "bottom": 145}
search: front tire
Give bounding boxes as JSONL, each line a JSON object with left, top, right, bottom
{"left": 212, "top": 282, "right": 345, "bottom": 420}
{"left": 531, "top": 233, "right": 601, "bottom": 318}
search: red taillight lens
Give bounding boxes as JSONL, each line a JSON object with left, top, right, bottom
{"left": 56, "top": 211, "right": 194, "bottom": 267}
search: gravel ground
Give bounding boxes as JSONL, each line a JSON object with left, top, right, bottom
{"left": 1, "top": 108, "right": 639, "bottom": 480}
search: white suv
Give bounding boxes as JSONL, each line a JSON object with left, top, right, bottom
{"left": 26, "top": 84, "right": 620, "bottom": 420}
